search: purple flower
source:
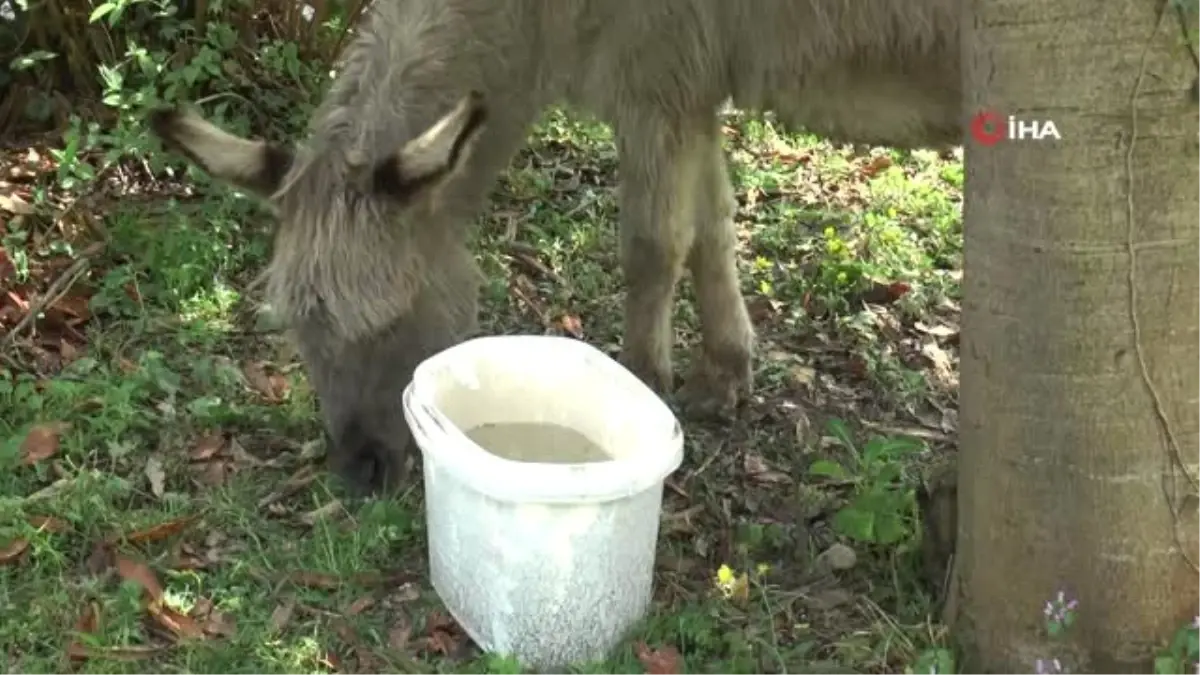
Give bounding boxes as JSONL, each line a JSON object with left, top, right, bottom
{"left": 1035, "top": 658, "right": 1065, "bottom": 674}
{"left": 1043, "top": 590, "right": 1079, "bottom": 633}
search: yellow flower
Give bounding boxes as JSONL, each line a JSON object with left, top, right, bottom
{"left": 716, "top": 564, "right": 735, "bottom": 586}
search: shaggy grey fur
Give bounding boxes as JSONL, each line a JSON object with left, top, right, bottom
{"left": 150, "top": 0, "right": 961, "bottom": 494}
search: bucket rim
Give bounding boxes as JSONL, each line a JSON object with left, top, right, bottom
{"left": 402, "top": 335, "right": 685, "bottom": 504}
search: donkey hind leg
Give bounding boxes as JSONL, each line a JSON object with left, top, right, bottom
{"left": 681, "top": 127, "right": 753, "bottom": 415}
{"left": 615, "top": 117, "right": 700, "bottom": 396}
{"left": 677, "top": 128, "right": 754, "bottom": 418}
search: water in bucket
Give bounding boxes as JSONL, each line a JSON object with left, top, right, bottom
{"left": 465, "top": 422, "right": 611, "bottom": 464}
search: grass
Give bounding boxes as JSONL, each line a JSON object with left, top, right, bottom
{"left": 1, "top": 103, "right": 965, "bottom": 674}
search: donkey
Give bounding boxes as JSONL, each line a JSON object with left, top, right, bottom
{"left": 150, "top": 0, "right": 962, "bottom": 495}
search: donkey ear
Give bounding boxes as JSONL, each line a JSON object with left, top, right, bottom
{"left": 370, "top": 91, "right": 488, "bottom": 202}
{"left": 149, "top": 107, "right": 293, "bottom": 198}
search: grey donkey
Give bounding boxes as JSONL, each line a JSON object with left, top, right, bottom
{"left": 150, "top": 0, "right": 962, "bottom": 495}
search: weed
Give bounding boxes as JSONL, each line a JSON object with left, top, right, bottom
{"left": 807, "top": 419, "right": 926, "bottom": 547}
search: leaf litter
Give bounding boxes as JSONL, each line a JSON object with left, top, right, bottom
{"left": 20, "top": 422, "right": 68, "bottom": 465}
{"left": 634, "top": 641, "right": 683, "bottom": 674}
{"left": 0, "top": 514, "right": 73, "bottom": 566}
{"left": 242, "top": 360, "right": 291, "bottom": 402}
{"left": 144, "top": 456, "right": 167, "bottom": 498}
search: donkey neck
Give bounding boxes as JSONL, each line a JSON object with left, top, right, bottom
{"left": 305, "top": 0, "right": 533, "bottom": 168}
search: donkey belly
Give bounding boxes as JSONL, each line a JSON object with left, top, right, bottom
{"left": 733, "top": 64, "right": 963, "bottom": 150}
{"left": 555, "top": 0, "right": 962, "bottom": 150}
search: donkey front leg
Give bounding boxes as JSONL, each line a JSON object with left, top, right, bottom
{"left": 677, "top": 126, "right": 754, "bottom": 418}
{"left": 615, "top": 116, "right": 700, "bottom": 395}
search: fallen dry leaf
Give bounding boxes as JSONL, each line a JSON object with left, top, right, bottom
{"left": 28, "top": 515, "right": 71, "bottom": 533}
{"left": 169, "top": 541, "right": 210, "bottom": 571}
{"left": 66, "top": 644, "right": 166, "bottom": 663}
{"left": 190, "top": 433, "right": 226, "bottom": 461}
{"left": 387, "top": 581, "right": 421, "bottom": 604}
{"left": 634, "top": 641, "right": 682, "bottom": 674}
{"left": 144, "top": 456, "right": 166, "bottom": 498}
{"left": 85, "top": 542, "right": 115, "bottom": 576}
{"left": 558, "top": 313, "right": 584, "bottom": 338}
{"left": 50, "top": 293, "right": 92, "bottom": 321}
{"left": 0, "top": 538, "right": 30, "bottom": 565}
{"left": 352, "top": 646, "right": 385, "bottom": 673}
{"left": 242, "top": 361, "right": 290, "bottom": 402}
{"left": 59, "top": 338, "right": 80, "bottom": 362}
{"left": 743, "top": 452, "right": 792, "bottom": 484}
{"left": 802, "top": 587, "right": 855, "bottom": 611}
{"left": 921, "top": 339, "right": 958, "bottom": 392}
{"left": 66, "top": 601, "right": 103, "bottom": 663}
{"left": 420, "top": 612, "right": 465, "bottom": 656}
{"left": 299, "top": 500, "right": 347, "bottom": 527}
{"left": 115, "top": 554, "right": 165, "bottom": 602}
{"left": 857, "top": 280, "right": 911, "bottom": 306}
{"left": 789, "top": 364, "right": 817, "bottom": 388}
{"left": 269, "top": 598, "right": 297, "bottom": 633}
{"left": 0, "top": 515, "right": 75, "bottom": 566}
{"left": 282, "top": 567, "right": 413, "bottom": 592}
{"left": 191, "top": 597, "right": 214, "bottom": 618}
{"left": 20, "top": 422, "right": 66, "bottom": 466}
{"left": 226, "top": 436, "right": 266, "bottom": 467}
{"left": 77, "top": 600, "right": 101, "bottom": 633}
{"left": 332, "top": 619, "right": 360, "bottom": 646}
{"left": 745, "top": 294, "right": 778, "bottom": 323}
{"left": 0, "top": 191, "right": 34, "bottom": 215}
{"left": 258, "top": 465, "right": 318, "bottom": 508}
{"left": 344, "top": 594, "right": 375, "bottom": 617}
{"left": 148, "top": 603, "right": 207, "bottom": 642}
{"left": 387, "top": 615, "right": 412, "bottom": 651}
{"left": 860, "top": 154, "right": 894, "bottom": 178}
{"left": 120, "top": 515, "right": 199, "bottom": 545}
{"left": 316, "top": 650, "right": 341, "bottom": 671}
{"left": 286, "top": 570, "right": 342, "bottom": 589}
{"left": 193, "top": 458, "right": 235, "bottom": 487}
{"left": 352, "top": 569, "right": 417, "bottom": 586}
{"left": 915, "top": 320, "right": 960, "bottom": 339}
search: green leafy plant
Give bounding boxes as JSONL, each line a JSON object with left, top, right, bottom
{"left": 1154, "top": 617, "right": 1200, "bottom": 675}
{"left": 907, "top": 646, "right": 955, "bottom": 674}
{"left": 806, "top": 418, "right": 925, "bottom": 545}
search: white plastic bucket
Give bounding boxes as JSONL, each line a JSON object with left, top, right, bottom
{"left": 402, "top": 335, "right": 684, "bottom": 672}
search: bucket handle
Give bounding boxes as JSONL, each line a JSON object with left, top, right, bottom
{"left": 404, "top": 389, "right": 445, "bottom": 441}
{"left": 420, "top": 403, "right": 449, "bottom": 435}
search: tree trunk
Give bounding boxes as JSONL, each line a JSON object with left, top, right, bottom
{"left": 954, "top": 0, "right": 1200, "bottom": 671}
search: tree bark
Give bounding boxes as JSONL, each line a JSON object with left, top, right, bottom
{"left": 954, "top": 0, "right": 1200, "bottom": 671}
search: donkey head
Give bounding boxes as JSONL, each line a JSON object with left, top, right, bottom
{"left": 150, "top": 93, "right": 488, "bottom": 495}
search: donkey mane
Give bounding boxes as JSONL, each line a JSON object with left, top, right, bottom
{"left": 264, "top": 2, "right": 491, "bottom": 343}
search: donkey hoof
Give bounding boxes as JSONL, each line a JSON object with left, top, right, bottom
{"left": 678, "top": 377, "right": 739, "bottom": 420}
{"left": 327, "top": 426, "right": 409, "bottom": 496}
{"left": 678, "top": 355, "right": 752, "bottom": 420}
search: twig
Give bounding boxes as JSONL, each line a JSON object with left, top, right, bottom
{"left": 2, "top": 253, "right": 93, "bottom": 347}
{"left": 860, "top": 419, "right": 952, "bottom": 444}
{"left": 683, "top": 439, "right": 725, "bottom": 483}
{"left": 1124, "top": 1, "right": 1198, "bottom": 572}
